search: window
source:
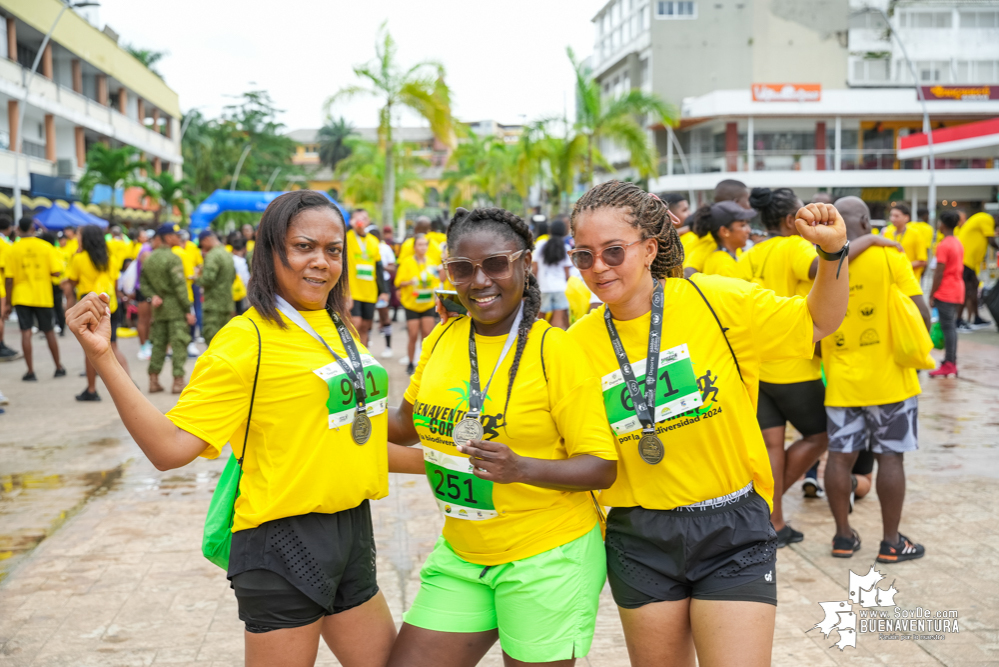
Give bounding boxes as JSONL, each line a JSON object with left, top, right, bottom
{"left": 852, "top": 58, "right": 890, "bottom": 83}
{"left": 640, "top": 57, "right": 649, "bottom": 85}
{"left": 849, "top": 11, "right": 886, "bottom": 29}
{"left": 899, "top": 10, "right": 952, "bottom": 28}
{"left": 656, "top": 1, "right": 696, "bottom": 19}
{"left": 960, "top": 10, "right": 999, "bottom": 28}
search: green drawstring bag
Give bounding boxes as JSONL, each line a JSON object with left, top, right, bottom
{"left": 202, "top": 319, "right": 261, "bottom": 570}
{"left": 930, "top": 321, "right": 945, "bottom": 350}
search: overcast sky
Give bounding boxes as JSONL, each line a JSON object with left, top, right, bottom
{"left": 86, "top": 0, "right": 607, "bottom": 132}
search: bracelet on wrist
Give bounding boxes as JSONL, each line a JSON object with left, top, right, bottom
{"left": 816, "top": 240, "right": 849, "bottom": 261}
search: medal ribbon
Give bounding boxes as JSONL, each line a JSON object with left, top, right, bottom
{"left": 466, "top": 304, "right": 524, "bottom": 419}
{"left": 276, "top": 295, "right": 368, "bottom": 412}
{"left": 603, "top": 278, "right": 665, "bottom": 434}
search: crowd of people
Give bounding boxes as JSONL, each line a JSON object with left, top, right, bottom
{"left": 1, "top": 176, "right": 995, "bottom": 666}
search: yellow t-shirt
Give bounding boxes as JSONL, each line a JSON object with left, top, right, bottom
{"left": 957, "top": 212, "right": 996, "bottom": 271}
{"left": 346, "top": 230, "right": 382, "bottom": 304}
{"left": 397, "top": 236, "right": 443, "bottom": 267}
{"left": 568, "top": 275, "right": 815, "bottom": 511}
{"left": 246, "top": 239, "right": 255, "bottom": 253}
{"left": 168, "top": 308, "right": 389, "bottom": 532}
{"left": 66, "top": 252, "right": 120, "bottom": 313}
{"left": 0, "top": 236, "right": 10, "bottom": 299}
{"left": 404, "top": 317, "right": 617, "bottom": 565}
{"left": 3, "top": 237, "right": 61, "bottom": 307}
{"left": 427, "top": 231, "right": 448, "bottom": 258}
{"left": 822, "top": 246, "right": 923, "bottom": 408}
{"left": 701, "top": 247, "right": 742, "bottom": 278}
{"left": 394, "top": 256, "right": 441, "bottom": 313}
{"left": 883, "top": 224, "right": 930, "bottom": 280}
{"left": 734, "top": 235, "right": 821, "bottom": 384}
{"left": 682, "top": 234, "right": 718, "bottom": 272}
{"left": 50, "top": 243, "right": 66, "bottom": 286}
{"left": 909, "top": 221, "right": 941, "bottom": 248}
{"left": 679, "top": 231, "right": 698, "bottom": 252}
{"left": 171, "top": 245, "right": 196, "bottom": 302}
{"left": 59, "top": 237, "right": 78, "bottom": 263}
{"left": 107, "top": 238, "right": 131, "bottom": 272}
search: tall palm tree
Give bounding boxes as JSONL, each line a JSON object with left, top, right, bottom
{"left": 141, "top": 172, "right": 190, "bottom": 224}
{"left": 78, "top": 144, "right": 147, "bottom": 226}
{"left": 326, "top": 23, "right": 454, "bottom": 225}
{"left": 317, "top": 117, "right": 354, "bottom": 171}
{"left": 335, "top": 138, "right": 428, "bottom": 217}
{"left": 568, "top": 47, "right": 678, "bottom": 185}
{"left": 124, "top": 45, "right": 167, "bottom": 79}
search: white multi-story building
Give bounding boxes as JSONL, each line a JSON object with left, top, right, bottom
{"left": 590, "top": 0, "right": 999, "bottom": 215}
{"left": 0, "top": 0, "right": 182, "bottom": 207}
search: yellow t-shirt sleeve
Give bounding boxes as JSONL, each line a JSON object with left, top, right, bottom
{"left": 890, "top": 250, "right": 923, "bottom": 297}
{"left": 913, "top": 234, "right": 929, "bottom": 263}
{"left": 166, "top": 320, "right": 256, "bottom": 458}
{"left": 394, "top": 259, "right": 412, "bottom": 288}
{"left": 403, "top": 318, "right": 459, "bottom": 404}
{"left": 544, "top": 329, "right": 618, "bottom": 461}
{"left": 791, "top": 239, "right": 817, "bottom": 282}
{"left": 65, "top": 255, "right": 81, "bottom": 282}
{"left": 749, "top": 283, "right": 815, "bottom": 363}
{"left": 49, "top": 247, "right": 63, "bottom": 276}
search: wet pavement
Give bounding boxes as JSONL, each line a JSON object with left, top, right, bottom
{"left": 0, "top": 320, "right": 997, "bottom": 666}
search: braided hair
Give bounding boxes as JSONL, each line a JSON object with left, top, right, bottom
{"left": 749, "top": 187, "right": 800, "bottom": 232}
{"left": 446, "top": 207, "right": 541, "bottom": 431}
{"left": 569, "top": 180, "right": 684, "bottom": 279}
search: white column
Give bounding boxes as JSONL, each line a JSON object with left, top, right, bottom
{"left": 747, "top": 116, "right": 754, "bottom": 172}
{"left": 834, "top": 116, "right": 842, "bottom": 171}
{"left": 667, "top": 128, "right": 674, "bottom": 176}
{"left": 911, "top": 188, "right": 918, "bottom": 219}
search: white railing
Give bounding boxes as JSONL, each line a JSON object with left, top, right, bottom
{"left": 659, "top": 149, "right": 996, "bottom": 175}
{"left": 0, "top": 147, "right": 55, "bottom": 188}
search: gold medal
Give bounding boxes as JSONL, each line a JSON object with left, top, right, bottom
{"left": 638, "top": 433, "right": 664, "bottom": 464}
{"left": 351, "top": 411, "right": 372, "bottom": 445}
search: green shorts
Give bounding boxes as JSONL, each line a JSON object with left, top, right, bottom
{"left": 404, "top": 525, "right": 605, "bottom": 663}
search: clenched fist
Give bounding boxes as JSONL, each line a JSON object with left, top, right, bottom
{"left": 66, "top": 292, "right": 113, "bottom": 362}
{"left": 795, "top": 203, "right": 847, "bottom": 255}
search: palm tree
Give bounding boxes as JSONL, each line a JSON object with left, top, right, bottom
{"left": 141, "top": 172, "right": 190, "bottom": 224}
{"left": 568, "top": 47, "right": 678, "bottom": 185}
{"left": 335, "top": 138, "right": 428, "bottom": 217}
{"left": 326, "top": 23, "right": 454, "bottom": 225}
{"left": 317, "top": 117, "right": 354, "bottom": 171}
{"left": 124, "top": 44, "right": 167, "bottom": 79}
{"left": 78, "top": 144, "right": 147, "bottom": 226}
{"left": 536, "top": 120, "right": 587, "bottom": 213}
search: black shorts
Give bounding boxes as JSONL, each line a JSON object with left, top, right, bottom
{"left": 852, "top": 448, "right": 875, "bottom": 475}
{"left": 350, "top": 300, "right": 376, "bottom": 321}
{"left": 606, "top": 489, "right": 777, "bottom": 608}
{"left": 405, "top": 307, "right": 435, "bottom": 321}
{"left": 109, "top": 307, "right": 121, "bottom": 343}
{"left": 963, "top": 265, "right": 978, "bottom": 302}
{"left": 757, "top": 379, "right": 826, "bottom": 436}
{"left": 228, "top": 501, "right": 378, "bottom": 633}
{"left": 14, "top": 305, "right": 54, "bottom": 332}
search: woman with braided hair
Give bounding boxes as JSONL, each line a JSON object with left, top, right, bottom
{"left": 385, "top": 207, "right": 617, "bottom": 667}
{"left": 566, "top": 180, "right": 849, "bottom": 666}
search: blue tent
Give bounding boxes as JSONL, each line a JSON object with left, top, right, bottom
{"left": 69, "top": 204, "right": 110, "bottom": 228}
{"left": 189, "top": 190, "right": 345, "bottom": 233}
{"left": 33, "top": 204, "right": 108, "bottom": 230}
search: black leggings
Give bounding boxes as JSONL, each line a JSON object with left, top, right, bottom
{"left": 936, "top": 300, "right": 959, "bottom": 364}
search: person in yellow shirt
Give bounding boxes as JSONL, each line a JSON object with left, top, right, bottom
{"left": 0, "top": 214, "right": 21, "bottom": 361}
{"left": 346, "top": 208, "right": 388, "bottom": 346}
{"left": 65, "top": 190, "right": 403, "bottom": 661}
{"left": 882, "top": 203, "right": 929, "bottom": 280}
{"left": 241, "top": 223, "right": 256, "bottom": 254}
{"left": 956, "top": 211, "right": 997, "bottom": 329}
{"left": 170, "top": 231, "right": 204, "bottom": 358}
{"left": 566, "top": 180, "right": 849, "bottom": 666}
{"left": 385, "top": 207, "right": 617, "bottom": 666}
{"left": 394, "top": 235, "right": 440, "bottom": 375}
{"left": 65, "top": 225, "right": 132, "bottom": 401}
{"left": 699, "top": 201, "right": 753, "bottom": 278}
{"left": 823, "top": 197, "right": 930, "bottom": 563}
{"left": 684, "top": 178, "right": 753, "bottom": 276}
{"left": 397, "top": 216, "right": 443, "bottom": 267}
{"left": 3, "top": 217, "right": 66, "bottom": 381}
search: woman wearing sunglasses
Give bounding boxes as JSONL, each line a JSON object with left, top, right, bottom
{"left": 566, "top": 180, "right": 848, "bottom": 667}
{"left": 386, "top": 207, "right": 617, "bottom": 667}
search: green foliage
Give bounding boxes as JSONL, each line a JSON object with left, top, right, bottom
{"left": 335, "top": 138, "right": 427, "bottom": 219}
{"left": 124, "top": 44, "right": 167, "bottom": 79}
{"left": 79, "top": 144, "right": 147, "bottom": 225}
{"left": 317, "top": 117, "right": 354, "bottom": 171}
{"left": 141, "top": 171, "right": 190, "bottom": 223}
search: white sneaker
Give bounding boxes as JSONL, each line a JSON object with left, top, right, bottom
{"left": 380, "top": 348, "right": 394, "bottom": 359}
{"left": 187, "top": 342, "right": 201, "bottom": 358}
{"left": 398, "top": 355, "right": 410, "bottom": 366}
{"left": 137, "top": 341, "right": 152, "bottom": 360}
{"left": 195, "top": 336, "right": 206, "bottom": 343}
{"left": 0, "top": 391, "right": 8, "bottom": 406}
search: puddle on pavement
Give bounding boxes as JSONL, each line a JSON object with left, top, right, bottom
{"left": 0, "top": 464, "right": 126, "bottom": 584}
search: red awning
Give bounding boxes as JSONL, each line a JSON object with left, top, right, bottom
{"left": 897, "top": 117, "right": 999, "bottom": 159}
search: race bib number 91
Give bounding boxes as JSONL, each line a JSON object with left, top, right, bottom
{"left": 601, "top": 344, "right": 703, "bottom": 436}
{"left": 423, "top": 447, "right": 497, "bottom": 521}
{"left": 314, "top": 354, "right": 388, "bottom": 429}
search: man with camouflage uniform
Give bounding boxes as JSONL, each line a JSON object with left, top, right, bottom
{"left": 141, "top": 223, "right": 194, "bottom": 394}
{"left": 195, "top": 230, "right": 235, "bottom": 344}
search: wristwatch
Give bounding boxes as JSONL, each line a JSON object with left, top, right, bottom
{"left": 816, "top": 240, "right": 849, "bottom": 261}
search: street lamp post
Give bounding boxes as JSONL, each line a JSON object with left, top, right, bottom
{"left": 12, "top": 1, "right": 99, "bottom": 222}
{"left": 229, "top": 144, "right": 252, "bottom": 191}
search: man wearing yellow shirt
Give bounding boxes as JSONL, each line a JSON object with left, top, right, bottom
{"left": 684, "top": 178, "right": 752, "bottom": 276}
{"left": 823, "top": 197, "right": 930, "bottom": 563}
{"left": 882, "top": 203, "right": 929, "bottom": 280}
{"left": 0, "top": 215, "right": 20, "bottom": 362}
{"left": 956, "top": 211, "right": 997, "bottom": 329}
{"left": 3, "top": 217, "right": 66, "bottom": 381}
{"left": 171, "top": 231, "right": 203, "bottom": 357}
{"left": 346, "top": 208, "right": 388, "bottom": 346}
{"left": 397, "top": 216, "right": 443, "bottom": 266}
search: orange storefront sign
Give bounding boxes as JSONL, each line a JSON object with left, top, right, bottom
{"left": 752, "top": 83, "right": 822, "bottom": 102}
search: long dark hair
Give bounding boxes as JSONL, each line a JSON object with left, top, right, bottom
{"left": 570, "top": 180, "right": 684, "bottom": 279}
{"left": 749, "top": 187, "right": 800, "bottom": 232}
{"left": 541, "top": 218, "right": 568, "bottom": 266}
{"left": 80, "top": 224, "right": 109, "bottom": 272}
{"left": 248, "top": 191, "right": 350, "bottom": 327}
{"left": 446, "top": 207, "right": 541, "bottom": 427}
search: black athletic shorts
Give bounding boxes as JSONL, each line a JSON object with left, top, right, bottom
{"left": 405, "top": 307, "right": 435, "bottom": 321}
{"left": 606, "top": 488, "right": 778, "bottom": 608}
{"left": 963, "top": 265, "right": 979, "bottom": 302}
{"left": 109, "top": 307, "right": 121, "bottom": 343}
{"left": 853, "top": 448, "right": 875, "bottom": 476}
{"left": 350, "top": 300, "right": 376, "bottom": 321}
{"left": 228, "top": 501, "right": 378, "bottom": 633}
{"left": 15, "top": 305, "right": 54, "bottom": 332}
{"left": 757, "top": 379, "right": 827, "bottom": 436}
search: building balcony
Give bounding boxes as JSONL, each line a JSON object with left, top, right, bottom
{"left": 0, "top": 57, "right": 181, "bottom": 164}
{"left": 0, "top": 146, "right": 55, "bottom": 189}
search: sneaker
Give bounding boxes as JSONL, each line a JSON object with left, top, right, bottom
{"left": 802, "top": 478, "right": 825, "bottom": 499}
{"left": 54, "top": 367, "right": 66, "bottom": 378}
{"left": 187, "top": 342, "right": 201, "bottom": 358}
{"left": 0, "top": 342, "right": 21, "bottom": 361}
{"left": 380, "top": 348, "right": 394, "bottom": 359}
{"left": 957, "top": 322, "right": 975, "bottom": 333}
{"left": 137, "top": 341, "right": 152, "bottom": 361}
{"left": 776, "top": 524, "right": 804, "bottom": 548}
{"left": 75, "top": 389, "right": 101, "bottom": 402}
{"left": 929, "top": 361, "right": 958, "bottom": 378}
{"left": 877, "top": 533, "right": 925, "bottom": 563}
{"left": 406, "top": 362, "right": 415, "bottom": 375}
{"left": 399, "top": 355, "right": 410, "bottom": 366}
{"left": 0, "top": 391, "right": 8, "bottom": 406}
{"left": 195, "top": 336, "right": 206, "bottom": 344}
{"left": 22, "top": 371, "right": 37, "bottom": 382}
{"left": 832, "top": 530, "right": 861, "bottom": 558}
{"left": 970, "top": 316, "right": 991, "bottom": 330}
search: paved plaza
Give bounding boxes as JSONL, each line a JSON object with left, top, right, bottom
{"left": 1, "top": 322, "right": 997, "bottom": 666}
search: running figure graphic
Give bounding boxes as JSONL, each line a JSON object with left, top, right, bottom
{"left": 698, "top": 370, "right": 720, "bottom": 403}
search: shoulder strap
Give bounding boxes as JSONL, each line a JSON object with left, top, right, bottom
{"left": 429, "top": 316, "right": 462, "bottom": 358}
{"left": 539, "top": 325, "right": 553, "bottom": 382}
{"left": 237, "top": 318, "right": 263, "bottom": 467}
{"left": 685, "top": 277, "right": 744, "bottom": 382}
{"left": 883, "top": 247, "right": 896, "bottom": 284}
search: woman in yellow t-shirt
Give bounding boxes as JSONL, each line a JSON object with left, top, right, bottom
{"left": 394, "top": 234, "right": 440, "bottom": 375}
{"left": 566, "top": 180, "right": 849, "bottom": 666}
{"left": 698, "top": 201, "right": 753, "bottom": 278}
{"left": 65, "top": 191, "right": 401, "bottom": 666}
{"left": 65, "top": 225, "right": 131, "bottom": 402}
{"left": 385, "top": 207, "right": 617, "bottom": 667}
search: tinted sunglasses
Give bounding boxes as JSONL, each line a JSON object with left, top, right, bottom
{"left": 443, "top": 249, "right": 526, "bottom": 284}
{"left": 568, "top": 240, "right": 643, "bottom": 270}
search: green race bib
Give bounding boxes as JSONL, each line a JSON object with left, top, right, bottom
{"left": 415, "top": 288, "right": 434, "bottom": 305}
{"left": 601, "top": 343, "right": 703, "bottom": 436}
{"left": 355, "top": 263, "right": 375, "bottom": 281}
{"left": 313, "top": 354, "right": 388, "bottom": 429}
{"left": 423, "top": 447, "right": 497, "bottom": 520}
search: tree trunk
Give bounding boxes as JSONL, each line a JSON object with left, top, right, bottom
{"left": 382, "top": 107, "right": 395, "bottom": 228}
{"left": 587, "top": 135, "right": 594, "bottom": 188}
